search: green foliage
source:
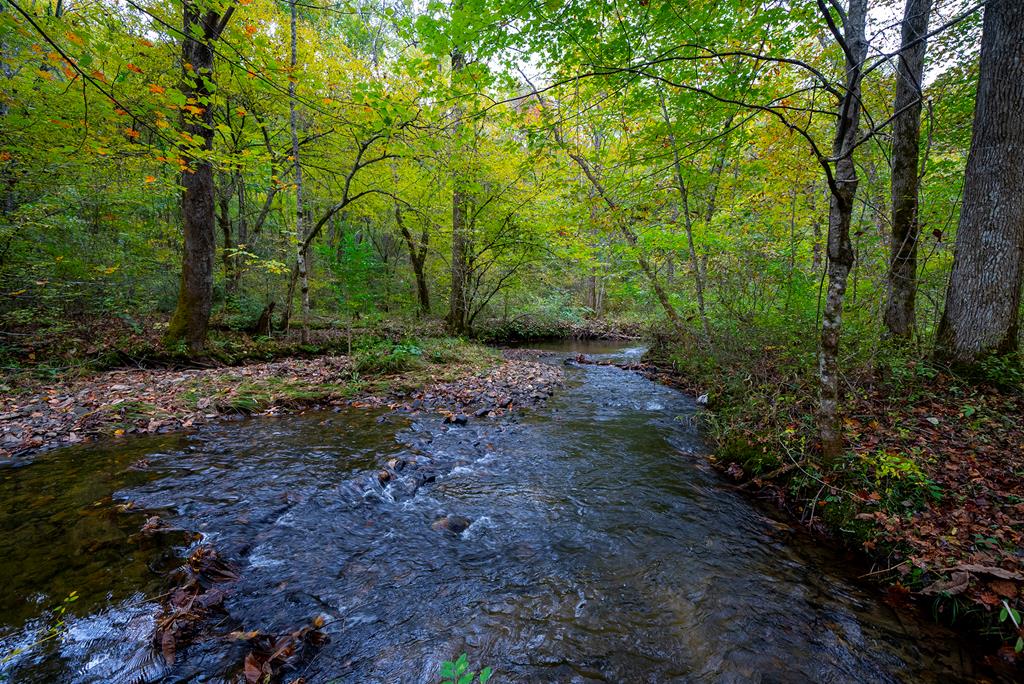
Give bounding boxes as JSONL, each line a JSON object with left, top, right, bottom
{"left": 977, "top": 353, "right": 1024, "bottom": 389}
{"left": 354, "top": 339, "right": 424, "bottom": 374}
{"left": 439, "top": 653, "right": 493, "bottom": 684}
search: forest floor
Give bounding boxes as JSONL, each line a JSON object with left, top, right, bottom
{"left": 0, "top": 338, "right": 563, "bottom": 460}
{"left": 640, "top": 334, "right": 1024, "bottom": 668}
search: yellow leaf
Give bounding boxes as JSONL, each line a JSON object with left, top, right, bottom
{"left": 114, "top": 429, "right": 125, "bottom": 437}
{"left": 145, "top": 175, "right": 156, "bottom": 183}
{"left": 65, "top": 31, "right": 84, "bottom": 46}
{"left": 148, "top": 83, "right": 165, "bottom": 94}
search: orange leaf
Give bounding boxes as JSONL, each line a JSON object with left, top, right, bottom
{"left": 145, "top": 175, "right": 156, "bottom": 183}
{"left": 125, "top": 128, "right": 140, "bottom": 139}
{"left": 65, "top": 31, "right": 84, "bottom": 46}
{"left": 126, "top": 63, "right": 143, "bottom": 74}
{"left": 148, "top": 83, "right": 165, "bottom": 94}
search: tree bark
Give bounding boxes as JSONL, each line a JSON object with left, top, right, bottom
{"left": 660, "top": 93, "right": 711, "bottom": 341}
{"left": 395, "top": 199, "right": 430, "bottom": 315}
{"left": 217, "top": 172, "right": 234, "bottom": 289}
{"left": 233, "top": 169, "right": 247, "bottom": 292}
{"left": 446, "top": 44, "right": 470, "bottom": 335}
{"left": 884, "top": 0, "right": 932, "bottom": 340}
{"left": 165, "top": 2, "right": 232, "bottom": 352}
{"left": 937, "top": 0, "right": 1024, "bottom": 364}
{"left": 288, "top": 0, "right": 310, "bottom": 344}
{"left": 818, "top": 0, "right": 868, "bottom": 461}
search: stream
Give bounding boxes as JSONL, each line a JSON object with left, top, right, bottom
{"left": 0, "top": 342, "right": 987, "bottom": 682}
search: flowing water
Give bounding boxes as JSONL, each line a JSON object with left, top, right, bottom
{"left": 0, "top": 343, "right": 990, "bottom": 682}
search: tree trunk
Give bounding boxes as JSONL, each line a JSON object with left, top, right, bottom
{"left": 289, "top": 0, "right": 309, "bottom": 344}
{"left": 818, "top": 0, "right": 869, "bottom": 461}
{"left": 395, "top": 199, "right": 430, "bottom": 315}
{"left": 937, "top": 0, "right": 1024, "bottom": 364}
{"left": 218, "top": 173, "right": 233, "bottom": 288}
{"left": 660, "top": 93, "right": 711, "bottom": 341}
{"left": 233, "top": 170, "right": 247, "bottom": 292}
{"left": 884, "top": 0, "right": 932, "bottom": 340}
{"left": 446, "top": 45, "right": 470, "bottom": 335}
{"left": 165, "top": 2, "right": 230, "bottom": 352}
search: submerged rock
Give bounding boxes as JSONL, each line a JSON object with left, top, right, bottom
{"left": 431, "top": 515, "right": 471, "bottom": 534}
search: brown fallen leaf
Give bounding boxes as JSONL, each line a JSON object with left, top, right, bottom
{"left": 921, "top": 571, "right": 970, "bottom": 596}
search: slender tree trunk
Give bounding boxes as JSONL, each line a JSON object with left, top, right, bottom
{"left": 884, "top": 0, "right": 932, "bottom": 340}
{"left": 819, "top": 0, "right": 869, "bottom": 461}
{"left": 810, "top": 184, "right": 824, "bottom": 271}
{"left": 568, "top": 148, "right": 685, "bottom": 336}
{"left": 447, "top": 45, "right": 470, "bottom": 335}
{"left": 165, "top": 2, "right": 230, "bottom": 352}
{"left": 937, "top": 0, "right": 1024, "bottom": 364}
{"left": 288, "top": 0, "right": 309, "bottom": 344}
{"left": 395, "top": 199, "right": 430, "bottom": 315}
{"left": 660, "top": 93, "right": 711, "bottom": 341}
{"left": 233, "top": 170, "right": 247, "bottom": 292}
{"left": 218, "top": 173, "right": 233, "bottom": 288}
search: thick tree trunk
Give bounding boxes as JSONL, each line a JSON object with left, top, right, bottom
{"left": 447, "top": 46, "right": 470, "bottom": 335}
{"left": 884, "top": 0, "right": 932, "bottom": 340}
{"left": 937, "top": 0, "right": 1024, "bottom": 364}
{"left": 819, "top": 0, "right": 869, "bottom": 461}
{"left": 165, "top": 2, "right": 229, "bottom": 352}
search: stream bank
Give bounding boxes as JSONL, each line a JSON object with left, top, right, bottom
{"left": 640, "top": 337, "right": 1024, "bottom": 675}
{"left": 1, "top": 339, "right": 559, "bottom": 461}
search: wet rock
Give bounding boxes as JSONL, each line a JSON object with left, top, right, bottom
{"left": 377, "top": 470, "right": 392, "bottom": 485}
{"left": 431, "top": 515, "right": 471, "bottom": 534}
{"left": 387, "top": 457, "right": 406, "bottom": 471}
{"left": 444, "top": 413, "right": 469, "bottom": 426}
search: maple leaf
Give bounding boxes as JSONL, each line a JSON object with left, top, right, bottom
{"left": 148, "top": 83, "right": 165, "bottom": 94}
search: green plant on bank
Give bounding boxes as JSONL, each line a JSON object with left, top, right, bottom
{"left": 863, "top": 449, "right": 943, "bottom": 506}
{"left": 439, "top": 653, "right": 493, "bottom": 684}
{"left": 999, "top": 601, "right": 1023, "bottom": 653}
{"left": 354, "top": 340, "right": 424, "bottom": 374}
{"left": 0, "top": 591, "right": 79, "bottom": 669}
{"left": 978, "top": 353, "right": 1024, "bottom": 389}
